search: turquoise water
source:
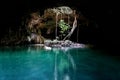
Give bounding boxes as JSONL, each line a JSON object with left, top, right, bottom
{"left": 0, "top": 46, "right": 120, "bottom": 80}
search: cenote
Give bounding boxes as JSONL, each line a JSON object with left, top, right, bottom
{"left": 0, "top": 46, "right": 120, "bottom": 80}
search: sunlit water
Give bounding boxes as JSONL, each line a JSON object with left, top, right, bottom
{"left": 0, "top": 46, "right": 120, "bottom": 80}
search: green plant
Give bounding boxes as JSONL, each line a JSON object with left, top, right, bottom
{"left": 58, "top": 19, "right": 70, "bottom": 34}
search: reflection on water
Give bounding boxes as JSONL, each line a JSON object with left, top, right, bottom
{"left": 0, "top": 46, "right": 120, "bottom": 80}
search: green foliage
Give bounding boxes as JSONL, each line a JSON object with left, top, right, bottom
{"left": 58, "top": 19, "right": 70, "bottom": 34}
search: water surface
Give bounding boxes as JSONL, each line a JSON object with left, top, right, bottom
{"left": 0, "top": 46, "right": 120, "bottom": 80}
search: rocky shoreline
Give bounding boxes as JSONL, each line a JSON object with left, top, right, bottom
{"left": 44, "top": 40, "right": 87, "bottom": 48}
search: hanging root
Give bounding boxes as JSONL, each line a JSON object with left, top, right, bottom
{"left": 63, "top": 16, "right": 77, "bottom": 41}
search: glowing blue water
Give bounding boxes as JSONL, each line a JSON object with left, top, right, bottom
{"left": 0, "top": 46, "right": 120, "bottom": 80}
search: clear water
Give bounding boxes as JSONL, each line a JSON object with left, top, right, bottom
{"left": 0, "top": 46, "right": 120, "bottom": 80}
